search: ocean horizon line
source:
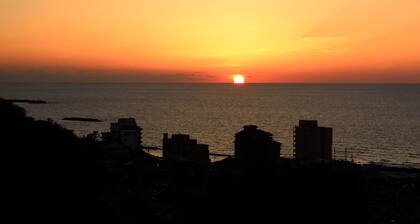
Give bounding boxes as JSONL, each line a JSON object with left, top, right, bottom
{"left": 2, "top": 81, "right": 420, "bottom": 85}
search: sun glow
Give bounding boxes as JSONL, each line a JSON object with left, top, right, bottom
{"left": 233, "top": 75, "right": 245, "bottom": 84}
{"left": 1, "top": 1, "right": 420, "bottom": 83}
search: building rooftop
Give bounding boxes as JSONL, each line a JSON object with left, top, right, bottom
{"left": 113, "top": 118, "right": 142, "bottom": 130}
{"left": 298, "top": 120, "right": 318, "bottom": 127}
{"left": 235, "top": 125, "right": 273, "bottom": 139}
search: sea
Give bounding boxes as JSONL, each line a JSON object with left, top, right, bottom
{"left": 1, "top": 83, "right": 419, "bottom": 168}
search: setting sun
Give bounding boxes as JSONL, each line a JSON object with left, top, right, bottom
{"left": 233, "top": 75, "right": 245, "bottom": 84}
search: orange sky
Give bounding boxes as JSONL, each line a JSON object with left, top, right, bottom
{"left": 1, "top": 0, "right": 419, "bottom": 83}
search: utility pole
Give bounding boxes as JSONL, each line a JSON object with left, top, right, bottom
{"left": 344, "top": 148, "right": 348, "bottom": 161}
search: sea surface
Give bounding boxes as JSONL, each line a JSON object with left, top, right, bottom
{"left": 1, "top": 83, "right": 419, "bottom": 167}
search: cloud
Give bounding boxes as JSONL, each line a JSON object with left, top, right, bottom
{"left": 291, "top": 36, "right": 347, "bottom": 54}
{"left": 0, "top": 67, "right": 216, "bottom": 83}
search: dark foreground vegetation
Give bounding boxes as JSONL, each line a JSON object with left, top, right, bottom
{"left": 1, "top": 98, "right": 418, "bottom": 224}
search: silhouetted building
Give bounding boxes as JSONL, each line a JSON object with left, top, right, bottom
{"left": 163, "top": 133, "right": 210, "bottom": 166}
{"left": 294, "top": 120, "right": 332, "bottom": 160}
{"left": 234, "top": 125, "right": 281, "bottom": 163}
{"left": 102, "top": 118, "right": 142, "bottom": 150}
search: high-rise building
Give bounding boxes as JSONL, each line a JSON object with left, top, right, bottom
{"left": 163, "top": 133, "right": 210, "bottom": 165}
{"left": 102, "top": 118, "right": 142, "bottom": 150}
{"left": 294, "top": 120, "right": 332, "bottom": 160}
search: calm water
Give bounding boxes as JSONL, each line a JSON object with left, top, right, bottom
{"left": 1, "top": 83, "right": 419, "bottom": 167}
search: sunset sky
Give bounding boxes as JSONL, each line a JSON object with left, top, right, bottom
{"left": 1, "top": 0, "right": 419, "bottom": 83}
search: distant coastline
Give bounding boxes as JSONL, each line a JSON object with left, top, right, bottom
{"left": 6, "top": 99, "right": 47, "bottom": 104}
{"left": 63, "top": 117, "right": 102, "bottom": 122}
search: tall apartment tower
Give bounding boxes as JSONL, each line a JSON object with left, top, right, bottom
{"left": 102, "top": 118, "right": 142, "bottom": 150}
{"left": 163, "top": 133, "right": 210, "bottom": 165}
{"left": 294, "top": 120, "right": 333, "bottom": 161}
